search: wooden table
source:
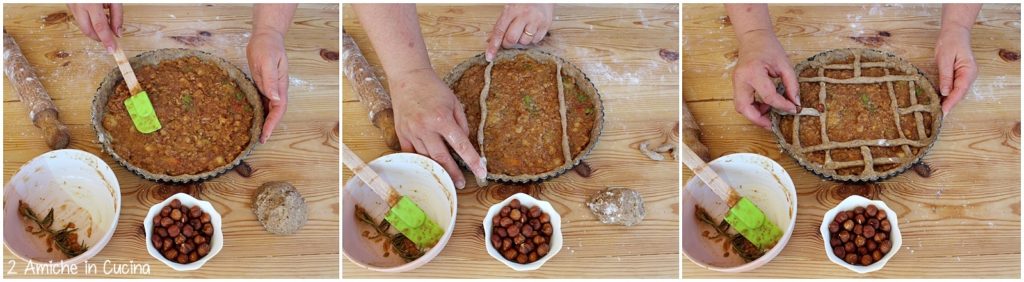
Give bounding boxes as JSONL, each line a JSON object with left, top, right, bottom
{"left": 682, "top": 4, "right": 1020, "bottom": 278}
{"left": 3, "top": 4, "right": 339, "bottom": 278}
{"left": 343, "top": 4, "right": 679, "bottom": 278}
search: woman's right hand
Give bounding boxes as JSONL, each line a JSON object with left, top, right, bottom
{"left": 68, "top": 3, "right": 122, "bottom": 53}
{"left": 389, "top": 68, "right": 486, "bottom": 189}
{"left": 731, "top": 29, "right": 800, "bottom": 128}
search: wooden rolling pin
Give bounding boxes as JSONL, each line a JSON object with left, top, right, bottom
{"left": 682, "top": 100, "right": 709, "bottom": 161}
{"left": 342, "top": 29, "right": 399, "bottom": 151}
{"left": 3, "top": 30, "right": 70, "bottom": 150}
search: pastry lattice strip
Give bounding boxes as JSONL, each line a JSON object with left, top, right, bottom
{"left": 787, "top": 49, "right": 939, "bottom": 173}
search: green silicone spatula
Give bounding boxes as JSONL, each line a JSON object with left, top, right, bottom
{"left": 342, "top": 143, "right": 444, "bottom": 249}
{"left": 680, "top": 143, "right": 783, "bottom": 250}
{"left": 112, "top": 46, "right": 161, "bottom": 133}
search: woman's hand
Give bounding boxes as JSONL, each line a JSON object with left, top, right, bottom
{"left": 68, "top": 3, "right": 122, "bottom": 53}
{"left": 246, "top": 30, "right": 289, "bottom": 144}
{"left": 388, "top": 68, "right": 484, "bottom": 189}
{"left": 485, "top": 4, "right": 554, "bottom": 61}
{"left": 731, "top": 29, "right": 800, "bottom": 128}
{"left": 935, "top": 4, "right": 982, "bottom": 116}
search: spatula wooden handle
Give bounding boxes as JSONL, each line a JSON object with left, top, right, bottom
{"left": 341, "top": 143, "right": 399, "bottom": 206}
{"left": 111, "top": 46, "right": 142, "bottom": 95}
{"left": 680, "top": 142, "right": 737, "bottom": 206}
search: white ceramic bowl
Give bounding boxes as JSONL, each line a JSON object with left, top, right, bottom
{"left": 144, "top": 193, "right": 223, "bottom": 271}
{"left": 483, "top": 193, "right": 563, "bottom": 271}
{"left": 3, "top": 149, "right": 121, "bottom": 265}
{"left": 342, "top": 153, "right": 458, "bottom": 272}
{"left": 820, "top": 195, "right": 901, "bottom": 273}
{"left": 681, "top": 153, "right": 798, "bottom": 272}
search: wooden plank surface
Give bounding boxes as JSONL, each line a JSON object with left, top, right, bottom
{"left": 2, "top": 4, "right": 339, "bottom": 278}
{"left": 682, "top": 4, "right": 1020, "bottom": 278}
{"left": 342, "top": 3, "right": 679, "bottom": 278}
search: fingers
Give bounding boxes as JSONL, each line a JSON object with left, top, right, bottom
{"left": 486, "top": 7, "right": 515, "bottom": 62}
{"left": 259, "top": 57, "right": 282, "bottom": 102}
{"left": 109, "top": 4, "right": 124, "bottom": 37}
{"left": 440, "top": 122, "right": 485, "bottom": 179}
{"left": 423, "top": 134, "right": 466, "bottom": 189}
{"left": 502, "top": 18, "right": 527, "bottom": 49}
{"left": 776, "top": 62, "right": 802, "bottom": 108}
{"left": 519, "top": 21, "right": 538, "bottom": 45}
{"left": 453, "top": 102, "right": 470, "bottom": 134}
{"left": 261, "top": 99, "right": 285, "bottom": 144}
{"left": 752, "top": 74, "right": 798, "bottom": 114}
{"left": 941, "top": 65, "right": 978, "bottom": 115}
{"left": 86, "top": 8, "right": 117, "bottom": 53}
{"left": 532, "top": 24, "right": 548, "bottom": 44}
{"left": 936, "top": 52, "right": 954, "bottom": 97}
{"left": 71, "top": 6, "right": 99, "bottom": 42}
{"left": 735, "top": 97, "right": 772, "bottom": 129}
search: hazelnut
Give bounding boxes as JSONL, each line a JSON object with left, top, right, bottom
{"left": 863, "top": 225, "right": 876, "bottom": 238}
{"left": 177, "top": 254, "right": 188, "bottom": 264}
{"left": 503, "top": 248, "right": 518, "bottom": 260}
{"left": 541, "top": 223, "right": 553, "bottom": 236}
{"left": 866, "top": 205, "right": 878, "bottom": 217}
{"left": 507, "top": 224, "right": 521, "bottom": 237}
{"left": 855, "top": 214, "right": 866, "bottom": 225}
{"left": 836, "top": 212, "right": 849, "bottom": 223}
{"left": 876, "top": 210, "right": 888, "bottom": 220}
{"left": 189, "top": 205, "right": 202, "bottom": 218}
{"left": 844, "top": 242, "right": 855, "bottom": 252}
{"left": 522, "top": 225, "right": 535, "bottom": 237}
{"left": 170, "top": 199, "right": 181, "bottom": 209}
{"left": 162, "top": 238, "right": 173, "bottom": 251}
{"left": 509, "top": 199, "right": 521, "bottom": 209}
{"left": 843, "top": 219, "right": 854, "bottom": 231}
{"left": 514, "top": 234, "right": 526, "bottom": 245}
{"left": 854, "top": 235, "right": 866, "bottom": 247}
{"left": 873, "top": 232, "right": 886, "bottom": 242}
{"left": 516, "top": 253, "right": 528, "bottom": 264}
{"left": 161, "top": 206, "right": 171, "bottom": 216}
{"left": 175, "top": 234, "right": 186, "bottom": 245}
{"left": 197, "top": 243, "right": 211, "bottom": 257}
{"left": 502, "top": 238, "right": 512, "bottom": 251}
{"left": 183, "top": 225, "right": 195, "bottom": 237}
{"left": 830, "top": 237, "right": 840, "bottom": 247}
{"left": 202, "top": 223, "right": 214, "bottom": 236}
{"left": 834, "top": 246, "right": 846, "bottom": 258}
{"left": 500, "top": 217, "right": 513, "bottom": 227}
{"left": 529, "top": 206, "right": 542, "bottom": 218}
{"left": 853, "top": 225, "right": 863, "bottom": 235}
{"left": 160, "top": 217, "right": 173, "bottom": 227}
{"left": 533, "top": 235, "right": 546, "bottom": 245}
{"left": 168, "top": 225, "right": 180, "bottom": 238}
{"left": 844, "top": 253, "right": 858, "bottom": 265}
{"left": 156, "top": 227, "right": 168, "bottom": 238}
{"left": 500, "top": 206, "right": 511, "bottom": 217}
{"left": 194, "top": 235, "right": 207, "bottom": 245}
{"left": 510, "top": 209, "right": 522, "bottom": 221}
{"left": 537, "top": 243, "right": 550, "bottom": 256}
{"left": 189, "top": 252, "right": 199, "bottom": 263}
{"left": 496, "top": 226, "right": 508, "bottom": 238}
{"left": 828, "top": 221, "right": 839, "bottom": 233}
{"left": 854, "top": 207, "right": 865, "bottom": 215}
{"left": 839, "top": 230, "right": 851, "bottom": 242}
{"left": 867, "top": 240, "right": 877, "bottom": 251}
{"left": 860, "top": 254, "right": 873, "bottom": 265}
{"left": 867, "top": 218, "right": 880, "bottom": 229}
{"left": 879, "top": 240, "right": 892, "bottom": 253}
{"left": 152, "top": 236, "right": 164, "bottom": 249}
{"left": 529, "top": 252, "right": 539, "bottom": 262}
{"left": 492, "top": 215, "right": 501, "bottom": 226}
{"left": 165, "top": 249, "right": 179, "bottom": 261}
{"left": 539, "top": 213, "right": 550, "bottom": 223}
{"left": 170, "top": 209, "right": 183, "bottom": 221}
{"left": 880, "top": 219, "right": 891, "bottom": 232}
{"left": 154, "top": 215, "right": 164, "bottom": 226}
{"left": 872, "top": 249, "right": 883, "bottom": 261}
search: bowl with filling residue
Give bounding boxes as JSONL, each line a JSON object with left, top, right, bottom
{"left": 3, "top": 149, "right": 121, "bottom": 266}
{"left": 342, "top": 153, "right": 457, "bottom": 272}
{"left": 681, "top": 153, "right": 797, "bottom": 272}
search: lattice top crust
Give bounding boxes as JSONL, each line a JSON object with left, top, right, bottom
{"left": 770, "top": 48, "right": 943, "bottom": 182}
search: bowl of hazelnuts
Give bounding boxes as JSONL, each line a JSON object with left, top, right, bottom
{"left": 483, "top": 193, "right": 562, "bottom": 271}
{"left": 820, "top": 195, "right": 901, "bottom": 273}
{"left": 144, "top": 193, "right": 223, "bottom": 271}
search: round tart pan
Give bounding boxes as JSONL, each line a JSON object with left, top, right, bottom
{"left": 91, "top": 48, "right": 264, "bottom": 183}
{"left": 444, "top": 49, "right": 604, "bottom": 183}
{"left": 770, "top": 48, "right": 942, "bottom": 182}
